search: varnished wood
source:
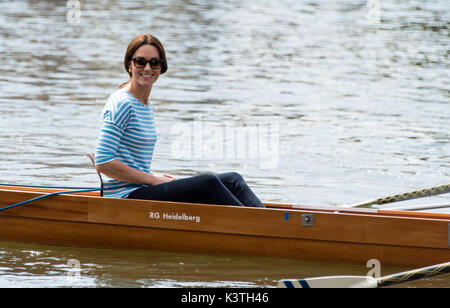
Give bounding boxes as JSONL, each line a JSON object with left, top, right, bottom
{"left": 86, "top": 197, "right": 449, "bottom": 249}
{"left": 0, "top": 185, "right": 101, "bottom": 196}
{"left": 0, "top": 187, "right": 449, "bottom": 267}
{"left": 0, "top": 215, "right": 447, "bottom": 268}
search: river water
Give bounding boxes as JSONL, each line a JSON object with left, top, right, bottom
{"left": 0, "top": 0, "right": 448, "bottom": 288}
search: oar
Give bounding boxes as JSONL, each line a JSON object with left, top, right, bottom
{"left": 346, "top": 183, "right": 450, "bottom": 208}
{"left": 278, "top": 262, "right": 450, "bottom": 288}
{"left": 381, "top": 202, "right": 450, "bottom": 212}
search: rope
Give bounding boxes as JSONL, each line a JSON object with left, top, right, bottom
{"left": 0, "top": 185, "right": 105, "bottom": 212}
{"left": 0, "top": 183, "right": 100, "bottom": 190}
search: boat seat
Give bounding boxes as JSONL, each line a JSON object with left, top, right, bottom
{"left": 86, "top": 153, "right": 104, "bottom": 197}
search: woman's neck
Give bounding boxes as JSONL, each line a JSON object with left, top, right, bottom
{"left": 124, "top": 81, "right": 151, "bottom": 105}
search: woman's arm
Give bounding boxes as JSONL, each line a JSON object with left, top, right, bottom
{"left": 96, "top": 159, "right": 175, "bottom": 186}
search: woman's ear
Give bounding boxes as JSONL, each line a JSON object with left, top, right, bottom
{"left": 128, "top": 60, "right": 133, "bottom": 75}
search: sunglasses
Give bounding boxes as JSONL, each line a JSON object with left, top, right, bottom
{"left": 132, "top": 57, "right": 163, "bottom": 69}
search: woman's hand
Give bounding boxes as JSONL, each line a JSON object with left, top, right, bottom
{"left": 96, "top": 160, "right": 176, "bottom": 186}
{"left": 150, "top": 173, "right": 176, "bottom": 185}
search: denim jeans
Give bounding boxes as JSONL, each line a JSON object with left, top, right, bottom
{"left": 127, "top": 172, "right": 265, "bottom": 208}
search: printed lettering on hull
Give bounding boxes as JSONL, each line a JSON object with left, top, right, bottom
{"left": 149, "top": 211, "right": 201, "bottom": 223}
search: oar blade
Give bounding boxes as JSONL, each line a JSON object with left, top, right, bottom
{"left": 278, "top": 276, "right": 378, "bottom": 288}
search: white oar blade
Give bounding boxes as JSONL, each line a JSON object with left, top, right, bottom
{"left": 278, "top": 276, "right": 378, "bottom": 288}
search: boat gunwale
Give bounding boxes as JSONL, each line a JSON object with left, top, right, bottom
{"left": 1, "top": 186, "right": 449, "bottom": 221}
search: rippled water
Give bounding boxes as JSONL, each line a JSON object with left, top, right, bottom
{"left": 0, "top": 0, "right": 449, "bottom": 287}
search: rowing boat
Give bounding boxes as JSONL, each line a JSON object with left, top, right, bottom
{"left": 0, "top": 184, "right": 448, "bottom": 267}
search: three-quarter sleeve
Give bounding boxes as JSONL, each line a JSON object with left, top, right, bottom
{"left": 94, "top": 101, "right": 132, "bottom": 165}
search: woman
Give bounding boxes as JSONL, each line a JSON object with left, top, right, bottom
{"left": 95, "top": 34, "right": 264, "bottom": 208}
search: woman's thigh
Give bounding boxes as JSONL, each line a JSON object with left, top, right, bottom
{"left": 127, "top": 174, "right": 243, "bottom": 206}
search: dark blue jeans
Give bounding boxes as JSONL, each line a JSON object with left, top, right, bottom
{"left": 127, "top": 172, "right": 265, "bottom": 208}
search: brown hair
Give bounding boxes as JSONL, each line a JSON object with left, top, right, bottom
{"left": 119, "top": 34, "right": 168, "bottom": 88}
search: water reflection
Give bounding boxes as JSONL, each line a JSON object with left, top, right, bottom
{"left": 0, "top": 0, "right": 448, "bottom": 287}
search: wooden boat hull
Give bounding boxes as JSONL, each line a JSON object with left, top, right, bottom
{"left": 0, "top": 187, "right": 449, "bottom": 267}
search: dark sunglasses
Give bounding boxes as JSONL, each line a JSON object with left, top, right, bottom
{"left": 132, "top": 57, "right": 163, "bottom": 69}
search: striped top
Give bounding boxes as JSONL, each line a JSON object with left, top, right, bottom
{"left": 95, "top": 89, "right": 157, "bottom": 198}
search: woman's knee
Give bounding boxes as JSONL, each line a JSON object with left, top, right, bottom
{"left": 199, "top": 174, "right": 222, "bottom": 185}
{"left": 218, "top": 172, "right": 244, "bottom": 183}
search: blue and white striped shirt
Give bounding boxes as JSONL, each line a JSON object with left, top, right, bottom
{"left": 95, "top": 89, "right": 157, "bottom": 198}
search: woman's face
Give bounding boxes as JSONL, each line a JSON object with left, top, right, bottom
{"left": 129, "top": 44, "right": 161, "bottom": 88}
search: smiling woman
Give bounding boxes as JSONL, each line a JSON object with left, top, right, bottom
{"left": 94, "top": 33, "right": 265, "bottom": 208}
{"left": 119, "top": 34, "right": 168, "bottom": 96}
